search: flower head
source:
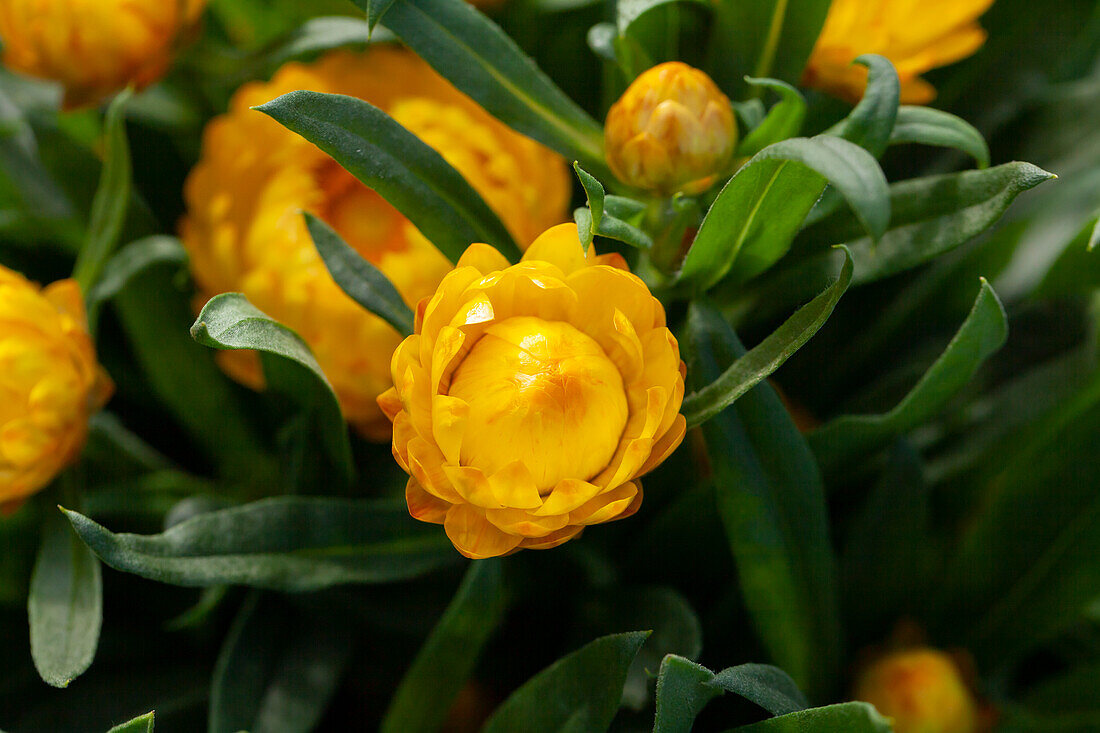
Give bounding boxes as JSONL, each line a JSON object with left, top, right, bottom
{"left": 0, "top": 0, "right": 206, "bottom": 109}
{"left": 803, "top": 0, "right": 995, "bottom": 104}
{"left": 379, "top": 223, "right": 687, "bottom": 558}
{"left": 605, "top": 62, "right": 736, "bottom": 195}
{"left": 854, "top": 648, "right": 980, "bottom": 733}
{"left": 181, "top": 48, "right": 570, "bottom": 440}
{"left": 0, "top": 268, "right": 111, "bottom": 507}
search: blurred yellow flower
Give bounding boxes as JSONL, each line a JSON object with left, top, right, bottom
{"left": 181, "top": 48, "right": 570, "bottom": 440}
{"left": 605, "top": 62, "right": 736, "bottom": 195}
{"left": 854, "top": 648, "right": 980, "bottom": 733}
{"left": 803, "top": 0, "right": 995, "bottom": 104}
{"left": 378, "top": 223, "right": 687, "bottom": 559}
{"left": 0, "top": 0, "right": 207, "bottom": 109}
{"left": 0, "top": 268, "right": 111, "bottom": 509}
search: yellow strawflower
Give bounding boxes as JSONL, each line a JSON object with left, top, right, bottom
{"left": 0, "top": 268, "right": 112, "bottom": 510}
{"left": 181, "top": 48, "right": 570, "bottom": 440}
{"left": 0, "top": 0, "right": 207, "bottom": 109}
{"left": 803, "top": 0, "right": 995, "bottom": 104}
{"left": 605, "top": 62, "right": 736, "bottom": 195}
{"left": 378, "top": 223, "right": 687, "bottom": 559}
{"left": 854, "top": 648, "right": 980, "bottom": 733}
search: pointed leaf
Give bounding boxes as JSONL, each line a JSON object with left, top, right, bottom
{"left": 108, "top": 712, "right": 155, "bottom": 733}
{"left": 826, "top": 55, "right": 900, "bottom": 158}
{"left": 737, "top": 78, "right": 806, "bottom": 157}
{"left": 729, "top": 702, "right": 892, "bottom": 732}
{"left": 889, "top": 105, "right": 990, "bottom": 168}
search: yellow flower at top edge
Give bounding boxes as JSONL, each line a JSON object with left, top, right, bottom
{"left": 854, "top": 648, "right": 980, "bottom": 733}
{"left": 378, "top": 223, "right": 687, "bottom": 559}
{"left": 0, "top": 267, "right": 112, "bottom": 509}
{"left": 605, "top": 62, "right": 737, "bottom": 196}
{"left": 803, "top": 0, "right": 996, "bottom": 104}
{"left": 181, "top": 48, "right": 570, "bottom": 441}
{"left": 0, "top": 0, "right": 207, "bottom": 109}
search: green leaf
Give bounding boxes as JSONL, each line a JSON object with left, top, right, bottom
{"left": 809, "top": 280, "right": 1007, "bottom": 473}
{"left": 687, "top": 302, "right": 838, "bottom": 697}
{"left": 85, "top": 235, "right": 186, "bottom": 333}
{"left": 29, "top": 508, "right": 103, "bottom": 688}
{"left": 573, "top": 162, "right": 605, "bottom": 250}
{"left": 682, "top": 247, "right": 852, "bottom": 428}
{"left": 728, "top": 702, "right": 892, "bottom": 732}
{"left": 1023, "top": 662, "right": 1100, "bottom": 715}
{"left": 303, "top": 213, "right": 414, "bottom": 337}
{"left": 210, "top": 593, "right": 352, "bottom": 733}
{"left": 654, "top": 656, "right": 808, "bottom": 733}
{"left": 73, "top": 88, "right": 133, "bottom": 293}
{"left": 797, "top": 162, "right": 1054, "bottom": 285}
{"left": 365, "top": 0, "right": 396, "bottom": 32}
{"left": 0, "top": 85, "right": 75, "bottom": 222}
{"left": 482, "top": 632, "right": 649, "bottom": 733}
{"left": 574, "top": 207, "right": 654, "bottom": 250}
{"left": 737, "top": 78, "right": 806, "bottom": 158}
{"left": 252, "top": 16, "right": 377, "bottom": 75}
{"left": 889, "top": 106, "right": 990, "bottom": 168}
{"left": 191, "top": 292, "right": 354, "bottom": 486}
{"left": 381, "top": 559, "right": 509, "bottom": 732}
{"left": 64, "top": 497, "right": 458, "bottom": 592}
{"left": 256, "top": 90, "right": 519, "bottom": 263}
{"left": 107, "top": 711, "right": 155, "bottom": 733}
{"left": 677, "top": 136, "right": 888, "bottom": 290}
{"left": 827, "top": 55, "right": 900, "bottom": 158}
{"left": 369, "top": 0, "right": 609, "bottom": 175}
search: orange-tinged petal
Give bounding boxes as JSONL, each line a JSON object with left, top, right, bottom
{"left": 408, "top": 437, "right": 463, "bottom": 504}
{"left": 569, "top": 482, "right": 641, "bottom": 525}
{"left": 484, "top": 507, "right": 569, "bottom": 538}
{"left": 534, "top": 478, "right": 604, "bottom": 517}
{"left": 444, "top": 504, "right": 523, "bottom": 559}
{"left": 518, "top": 525, "right": 584, "bottom": 550}
{"left": 443, "top": 464, "right": 502, "bottom": 509}
{"left": 637, "top": 413, "right": 686, "bottom": 477}
{"left": 431, "top": 394, "right": 469, "bottom": 466}
{"left": 407, "top": 478, "right": 450, "bottom": 524}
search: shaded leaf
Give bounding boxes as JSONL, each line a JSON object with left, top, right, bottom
{"left": 737, "top": 78, "right": 806, "bottom": 158}
{"left": 85, "top": 235, "right": 186, "bottom": 332}
{"left": 729, "top": 702, "right": 892, "bottom": 732}
{"left": 889, "top": 105, "right": 990, "bottom": 168}
{"left": 108, "top": 711, "right": 155, "bottom": 733}
{"left": 827, "top": 55, "right": 900, "bottom": 158}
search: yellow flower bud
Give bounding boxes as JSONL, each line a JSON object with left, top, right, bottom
{"left": 854, "top": 648, "right": 980, "bottom": 733}
{"left": 0, "top": 0, "right": 207, "bottom": 109}
{"left": 803, "top": 0, "right": 994, "bottom": 104}
{"left": 0, "top": 268, "right": 111, "bottom": 508}
{"left": 181, "top": 48, "right": 570, "bottom": 440}
{"left": 378, "top": 223, "right": 687, "bottom": 558}
{"left": 605, "top": 62, "right": 736, "bottom": 195}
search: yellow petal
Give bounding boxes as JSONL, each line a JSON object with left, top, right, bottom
{"left": 431, "top": 394, "right": 469, "bottom": 466}
{"left": 522, "top": 223, "right": 588, "bottom": 274}
{"left": 407, "top": 437, "right": 463, "bottom": 504}
{"left": 518, "top": 525, "right": 584, "bottom": 550}
{"left": 484, "top": 507, "right": 568, "bottom": 538}
{"left": 487, "top": 461, "right": 543, "bottom": 510}
{"left": 444, "top": 504, "right": 522, "bottom": 559}
{"left": 406, "top": 477, "right": 450, "bottom": 524}
{"left": 457, "top": 242, "right": 510, "bottom": 274}
{"left": 443, "top": 464, "right": 502, "bottom": 509}
{"left": 568, "top": 482, "right": 641, "bottom": 525}
{"left": 534, "top": 478, "right": 603, "bottom": 516}
{"left": 637, "top": 413, "right": 686, "bottom": 476}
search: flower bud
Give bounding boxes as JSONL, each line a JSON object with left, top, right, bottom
{"left": 854, "top": 648, "right": 980, "bottom": 733}
{"left": 0, "top": 269, "right": 112, "bottom": 508}
{"left": 0, "top": 0, "right": 206, "bottom": 109}
{"left": 379, "top": 223, "right": 687, "bottom": 558}
{"left": 605, "top": 62, "right": 736, "bottom": 195}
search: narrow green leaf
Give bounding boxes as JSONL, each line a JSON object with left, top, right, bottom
{"left": 304, "top": 213, "right": 414, "bottom": 337}
{"left": 810, "top": 280, "right": 1007, "bottom": 473}
{"left": 252, "top": 16, "right": 376, "bottom": 75}
{"left": 827, "top": 55, "right": 900, "bottom": 158}
{"left": 687, "top": 303, "right": 838, "bottom": 697}
{"left": 682, "top": 247, "right": 852, "bottom": 427}
{"left": 889, "top": 105, "right": 990, "bottom": 168}
{"left": 381, "top": 559, "right": 509, "bottom": 732}
{"left": 372, "top": 0, "right": 609, "bottom": 175}
{"left": 678, "top": 136, "right": 888, "bottom": 290}
{"left": 85, "top": 235, "right": 186, "bottom": 333}
{"left": 0, "top": 85, "right": 74, "bottom": 221}
{"left": 107, "top": 711, "right": 155, "bottom": 733}
{"left": 482, "top": 632, "right": 649, "bottom": 733}
{"left": 573, "top": 161, "right": 605, "bottom": 250}
{"left": 574, "top": 207, "right": 654, "bottom": 250}
{"left": 365, "top": 0, "right": 397, "bottom": 32}
{"left": 29, "top": 508, "right": 103, "bottom": 688}
{"left": 605, "top": 195, "right": 648, "bottom": 221}
{"left": 64, "top": 497, "right": 457, "bottom": 591}
{"left": 191, "top": 292, "right": 353, "bottom": 485}
{"left": 728, "top": 702, "right": 892, "bottom": 732}
{"left": 737, "top": 78, "right": 806, "bottom": 158}
{"left": 256, "top": 90, "right": 519, "bottom": 263}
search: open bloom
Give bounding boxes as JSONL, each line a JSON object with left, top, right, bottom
{"left": 0, "top": 268, "right": 112, "bottom": 508}
{"left": 802, "top": 0, "right": 995, "bottom": 104}
{"left": 855, "top": 648, "right": 980, "bottom": 733}
{"left": 181, "top": 48, "right": 570, "bottom": 439}
{"left": 0, "top": 0, "right": 207, "bottom": 108}
{"left": 378, "top": 223, "right": 687, "bottom": 558}
{"left": 605, "top": 62, "right": 736, "bottom": 195}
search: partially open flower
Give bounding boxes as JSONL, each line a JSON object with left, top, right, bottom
{"left": 0, "top": 268, "right": 112, "bottom": 508}
{"left": 379, "top": 223, "right": 687, "bottom": 558}
{"left": 181, "top": 48, "right": 570, "bottom": 440}
{"left": 605, "top": 62, "right": 736, "bottom": 195}
{"left": 854, "top": 648, "right": 980, "bottom": 733}
{"left": 0, "top": 0, "right": 207, "bottom": 109}
{"left": 802, "top": 0, "right": 995, "bottom": 104}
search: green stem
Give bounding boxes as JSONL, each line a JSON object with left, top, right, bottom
{"left": 752, "top": 0, "right": 790, "bottom": 93}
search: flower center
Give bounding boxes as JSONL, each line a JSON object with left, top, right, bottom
{"left": 448, "top": 316, "right": 628, "bottom": 492}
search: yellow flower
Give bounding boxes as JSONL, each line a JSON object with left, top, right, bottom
{"left": 803, "top": 0, "right": 995, "bottom": 104}
{"left": 378, "top": 223, "right": 687, "bottom": 559}
{"left": 0, "top": 268, "right": 112, "bottom": 509}
{"left": 605, "top": 62, "right": 736, "bottom": 195}
{"left": 181, "top": 48, "right": 570, "bottom": 440}
{"left": 0, "top": 0, "right": 207, "bottom": 109}
{"left": 854, "top": 648, "right": 980, "bottom": 733}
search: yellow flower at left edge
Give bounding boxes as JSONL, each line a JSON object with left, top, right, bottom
{"left": 379, "top": 223, "right": 687, "bottom": 559}
{"left": 802, "top": 0, "right": 996, "bottom": 104}
{"left": 181, "top": 48, "right": 571, "bottom": 440}
{"left": 0, "top": 268, "right": 112, "bottom": 512}
{"left": 0, "top": 0, "right": 207, "bottom": 109}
